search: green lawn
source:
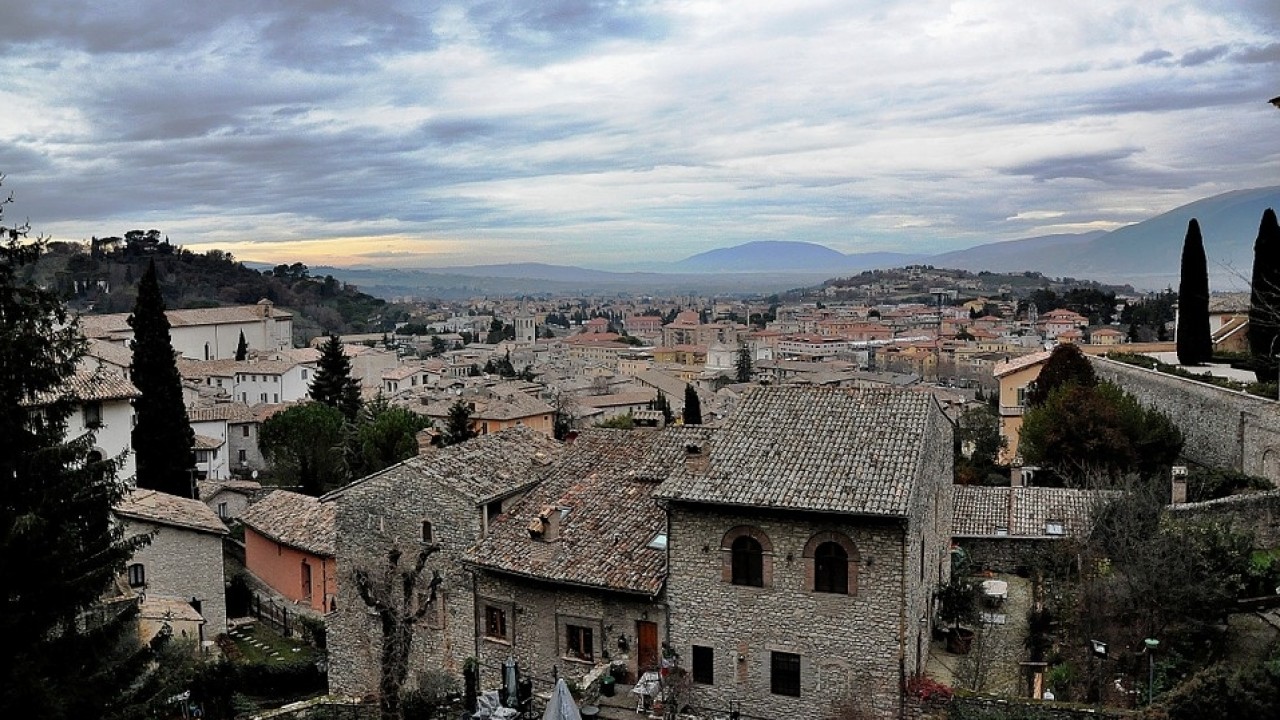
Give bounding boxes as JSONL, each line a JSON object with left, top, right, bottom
{"left": 227, "top": 623, "right": 318, "bottom": 665}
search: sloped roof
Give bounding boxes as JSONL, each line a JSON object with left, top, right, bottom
{"left": 324, "top": 425, "right": 563, "bottom": 505}
{"left": 189, "top": 402, "right": 258, "bottom": 424}
{"left": 952, "top": 485, "right": 1116, "bottom": 538}
{"left": 198, "top": 479, "right": 263, "bottom": 501}
{"left": 240, "top": 489, "right": 336, "bottom": 557}
{"left": 79, "top": 304, "right": 292, "bottom": 338}
{"left": 655, "top": 386, "right": 939, "bottom": 517}
{"left": 24, "top": 369, "right": 141, "bottom": 406}
{"left": 466, "top": 429, "right": 692, "bottom": 595}
{"left": 115, "top": 489, "right": 228, "bottom": 535}
{"left": 993, "top": 350, "right": 1051, "bottom": 378}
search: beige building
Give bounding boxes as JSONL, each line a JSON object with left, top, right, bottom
{"left": 992, "top": 350, "right": 1051, "bottom": 464}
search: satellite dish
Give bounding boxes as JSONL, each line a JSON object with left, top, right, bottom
{"left": 251, "top": 470, "right": 259, "bottom": 479}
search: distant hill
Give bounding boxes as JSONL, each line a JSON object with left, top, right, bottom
{"left": 929, "top": 232, "right": 1108, "bottom": 274}
{"left": 672, "top": 240, "right": 920, "bottom": 273}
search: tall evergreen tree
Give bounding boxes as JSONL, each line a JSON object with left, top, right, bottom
{"left": 735, "top": 342, "right": 753, "bottom": 383}
{"left": 682, "top": 383, "right": 703, "bottom": 425}
{"left": 130, "top": 259, "right": 196, "bottom": 497}
{"left": 441, "top": 399, "right": 477, "bottom": 446}
{"left": 1177, "top": 218, "right": 1212, "bottom": 365}
{"left": 234, "top": 329, "right": 249, "bottom": 361}
{"left": 1250, "top": 208, "right": 1280, "bottom": 383}
{"left": 0, "top": 186, "right": 158, "bottom": 717}
{"left": 311, "top": 333, "right": 361, "bottom": 420}
{"left": 1026, "top": 343, "right": 1097, "bottom": 408}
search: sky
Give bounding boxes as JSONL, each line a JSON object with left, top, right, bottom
{"left": 2, "top": 1, "right": 1279, "bottom": 270}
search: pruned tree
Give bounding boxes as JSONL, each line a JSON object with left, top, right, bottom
{"left": 311, "top": 333, "right": 362, "bottom": 420}
{"left": 1249, "top": 208, "right": 1280, "bottom": 383}
{"left": 1177, "top": 218, "right": 1213, "bottom": 365}
{"left": 682, "top": 383, "right": 703, "bottom": 425}
{"left": 129, "top": 259, "right": 197, "bottom": 497}
{"left": 354, "top": 545, "right": 444, "bottom": 720}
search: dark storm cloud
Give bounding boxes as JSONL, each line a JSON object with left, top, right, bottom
{"left": 1003, "top": 148, "right": 1183, "bottom": 188}
{"left": 1234, "top": 42, "right": 1280, "bottom": 64}
{"left": 1179, "top": 45, "right": 1230, "bottom": 67}
{"left": 1136, "top": 49, "right": 1173, "bottom": 64}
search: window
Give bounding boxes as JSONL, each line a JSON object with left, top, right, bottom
{"left": 421, "top": 521, "right": 433, "bottom": 543}
{"left": 566, "top": 624, "right": 594, "bottom": 661}
{"left": 731, "top": 535, "right": 764, "bottom": 587}
{"left": 691, "top": 645, "right": 714, "bottom": 685}
{"left": 485, "top": 606, "right": 507, "bottom": 640}
{"left": 242, "top": 425, "right": 250, "bottom": 437}
{"left": 1016, "top": 386, "right": 1028, "bottom": 407}
{"left": 770, "top": 652, "right": 801, "bottom": 697}
{"left": 260, "top": 393, "right": 268, "bottom": 403}
{"left": 647, "top": 532, "right": 668, "bottom": 551}
{"left": 1045, "top": 520, "right": 1065, "bottom": 536}
{"left": 238, "top": 449, "right": 247, "bottom": 464}
{"left": 127, "top": 563, "right": 146, "bottom": 587}
{"left": 301, "top": 369, "right": 308, "bottom": 380}
{"left": 813, "top": 541, "right": 849, "bottom": 594}
{"left": 83, "top": 402, "right": 103, "bottom": 428}
{"left": 217, "top": 502, "right": 228, "bottom": 518}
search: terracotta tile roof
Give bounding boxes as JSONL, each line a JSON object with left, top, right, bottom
{"left": 193, "top": 434, "right": 224, "bottom": 450}
{"left": 420, "top": 392, "right": 553, "bottom": 422}
{"left": 79, "top": 304, "right": 291, "bottom": 338}
{"left": 576, "top": 390, "right": 658, "bottom": 408}
{"left": 240, "top": 489, "right": 336, "bottom": 557}
{"left": 25, "top": 369, "right": 141, "bottom": 406}
{"left": 188, "top": 402, "right": 258, "bottom": 424}
{"left": 115, "top": 489, "right": 228, "bottom": 535}
{"left": 655, "top": 386, "right": 939, "bottom": 517}
{"left": 325, "top": 425, "right": 563, "bottom": 505}
{"left": 952, "top": 485, "right": 1116, "bottom": 538}
{"left": 466, "top": 429, "right": 691, "bottom": 595}
{"left": 198, "top": 479, "right": 263, "bottom": 501}
{"left": 86, "top": 339, "right": 133, "bottom": 368}
{"left": 993, "top": 350, "right": 1051, "bottom": 378}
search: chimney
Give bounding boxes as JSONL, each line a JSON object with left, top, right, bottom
{"left": 1171, "top": 466, "right": 1188, "bottom": 504}
{"left": 1010, "top": 465, "right": 1023, "bottom": 488}
{"left": 684, "top": 443, "right": 709, "bottom": 472}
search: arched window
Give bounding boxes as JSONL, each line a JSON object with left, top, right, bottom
{"left": 731, "top": 536, "right": 764, "bottom": 587}
{"left": 803, "top": 531, "right": 859, "bottom": 595}
{"left": 813, "top": 542, "right": 848, "bottom": 594}
{"left": 127, "top": 563, "right": 146, "bottom": 588}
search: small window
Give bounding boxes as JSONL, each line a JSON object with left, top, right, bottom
{"left": 238, "top": 449, "right": 247, "bottom": 464}
{"left": 83, "top": 402, "right": 103, "bottom": 429}
{"left": 731, "top": 535, "right": 764, "bottom": 587}
{"left": 647, "top": 532, "right": 668, "bottom": 551}
{"left": 301, "top": 369, "right": 308, "bottom": 379}
{"left": 566, "top": 624, "right": 594, "bottom": 661}
{"left": 692, "top": 645, "right": 714, "bottom": 685}
{"left": 127, "top": 563, "right": 146, "bottom": 587}
{"left": 242, "top": 425, "right": 250, "bottom": 438}
{"left": 1045, "top": 521, "right": 1065, "bottom": 536}
{"left": 260, "top": 393, "right": 268, "bottom": 403}
{"left": 813, "top": 541, "right": 848, "bottom": 594}
{"left": 217, "top": 502, "right": 228, "bottom": 518}
{"left": 771, "top": 651, "right": 801, "bottom": 697}
{"left": 995, "top": 526, "right": 1009, "bottom": 536}
{"left": 484, "top": 606, "right": 507, "bottom": 641}
{"left": 421, "top": 521, "right": 433, "bottom": 543}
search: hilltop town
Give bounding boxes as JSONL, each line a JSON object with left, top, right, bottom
{"left": 7, "top": 225, "right": 1280, "bottom": 720}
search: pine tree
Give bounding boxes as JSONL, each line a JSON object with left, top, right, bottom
{"left": 735, "top": 342, "right": 753, "bottom": 383}
{"left": 1250, "top": 208, "right": 1280, "bottom": 383}
{"left": 682, "top": 383, "right": 703, "bottom": 425}
{"left": 1176, "top": 219, "right": 1212, "bottom": 366}
{"left": 0, "top": 187, "right": 157, "bottom": 717}
{"left": 441, "top": 399, "right": 477, "bottom": 446}
{"left": 1026, "top": 343, "right": 1097, "bottom": 408}
{"left": 235, "top": 330, "right": 248, "bottom": 361}
{"left": 130, "top": 259, "right": 196, "bottom": 497}
{"left": 311, "top": 333, "right": 361, "bottom": 420}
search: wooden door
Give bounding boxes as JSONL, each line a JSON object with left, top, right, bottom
{"left": 637, "top": 620, "right": 659, "bottom": 672}
{"left": 301, "top": 561, "right": 312, "bottom": 601}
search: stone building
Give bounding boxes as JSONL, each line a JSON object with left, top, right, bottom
{"left": 113, "top": 489, "right": 229, "bottom": 645}
{"left": 654, "top": 386, "right": 954, "bottom": 719}
{"left": 464, "top": 428, "right": 711, "bottom": 686}
{"left": 324, "top": 427, "right": 564, "bottom": 697}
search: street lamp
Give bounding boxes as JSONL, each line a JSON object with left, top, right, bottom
{"left": 1144, "top": 638, "right": 1160, "bottom": 705}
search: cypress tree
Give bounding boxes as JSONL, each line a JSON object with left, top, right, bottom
{"left": 310, "top": 333, "right": 361, "bottom": 420}
{"left": 735, "top": 342, "right": 753, "bottom": 383}
{"left": 129, "top": 260, "right": 196, "bottom": 497}
{"left": 0, "top": 191, "right": 159, "bottom": 717}
{"left": 234, "top": 329, "right": 248, "bottom": 361}
{"left": 682, "top": 383, "right": 703, "bottom": 425}
{"left": 1176, "top": 219, "right": 1212, "bottom": 365}
{"left": 1250, "top": 209, "right": 1280, "bottom": 383}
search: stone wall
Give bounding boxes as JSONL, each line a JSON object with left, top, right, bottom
{"left": 1089, "top": 356, "right": 1280, "bottom": 483}
{"left": 958, "top": 538, "right": 1058, "bottom": 575}
{"left": 326, "top": 472, "right": 492, "bottom": 697}
{"left": 125, "top": 519, "right": 227, "bottom": 636}
{"left": 665, "top": 505, "right": 911, "bottom": 720}
{"left": 905, "top": 696, "right": 1131, "bottom": 719}
{"left": 1167, "top": 490, "right": 1280, "bottom": 547}
{"left": 470, "top": 572, "right": 662, "bottom": 690}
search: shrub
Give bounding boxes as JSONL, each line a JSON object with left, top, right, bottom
{"left": 904, "top": 674, "right": 953, "bottom": 701}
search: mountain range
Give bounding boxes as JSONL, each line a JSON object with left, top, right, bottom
{"left": 318, "top": 186, "right": 1280, "bottom": 297}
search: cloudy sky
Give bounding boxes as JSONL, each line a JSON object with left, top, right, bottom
{"left": 2, "top": 1, "right": 1278, "bottom": 269}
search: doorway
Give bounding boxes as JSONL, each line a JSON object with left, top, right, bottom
{"left": 636, "top": 620, "right": 659, "bottom": 672}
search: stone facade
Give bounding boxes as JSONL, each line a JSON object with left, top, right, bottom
{"left": 122, "top": 518, "right": 227, "bottom": 638}
{"left": 324, "top": 428, "right": 561, "bottom": 697}
{"left": 1167, "top": 490, "right": 1280, "bottom": 547}
{"left": 1090, "top": 356, "right": 1280, "bottom": 483}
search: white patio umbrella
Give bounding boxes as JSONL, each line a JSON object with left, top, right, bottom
{"left": 541, "top": 678, "right": 583, "bottom": 720}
